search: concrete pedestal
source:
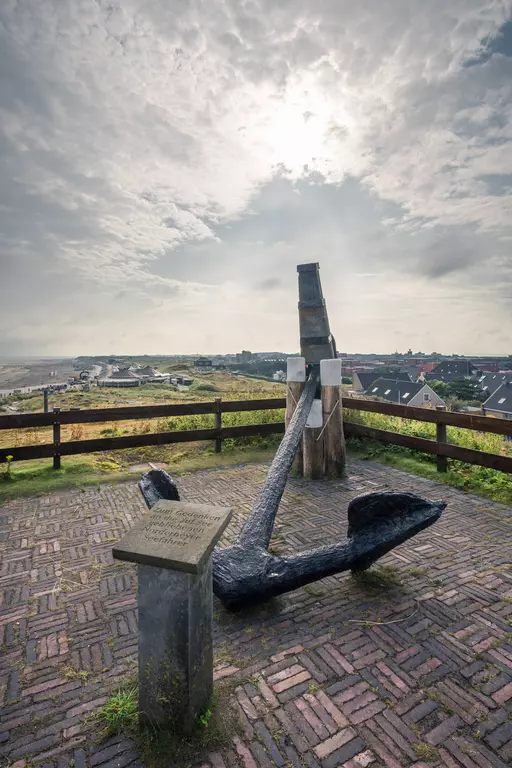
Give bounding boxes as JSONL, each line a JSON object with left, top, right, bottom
{"left": 138, "top": 561, "right": 213, "bottom": 731}
{"left": 113, "top": 500, "right": 232, "bottom": 733}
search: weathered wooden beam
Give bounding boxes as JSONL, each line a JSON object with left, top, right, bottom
{"left": 343, "top": 397, "right": 512, "bottom": 436}
{"left": 0, "top": 398, "right": 286, "bottom": 430}
{"left": 321, "top": 358, "right": 346, "bottom": 477}
{"left": 344, "top": 421, "right": 512, "bottom": 473}
{"left": 0, "top": 422, "right": 285, "bottom": 463}
{"left": 303, "top": 398, "right": 324, "bottom": 479}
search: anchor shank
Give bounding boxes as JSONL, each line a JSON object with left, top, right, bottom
{"left": 237, "top": 368, "right": 319, "bottom": 549}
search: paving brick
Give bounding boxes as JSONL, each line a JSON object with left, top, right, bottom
{"left": 313, "top": 727, "right": 357, "bottom": 759}
{"left": 403, "top": 698, "right": 439, "bottom": 723}
{"left": 425, "top": 715, "right": 464, "bottom": 746}
{"left": 302, "top": 693, "right": 338, "bottom": 734}
{"left": 273, "top": 670, "right": 311, "bottom": 693}
{"left": 348, "top": 699, "right": 386, "bottom": 725}
{"left": 267, "top": 664, "right": 305, "bottom": 686}
{"left": 492, "top": 681, "right": 512, "bottom": 705}
{"left": 233, "top": 736, "right": 257, "bottom": 768}
{"left": 359, "top": 726, "right": 402, "bottom": 768}
{"left": 253, "top": 721, "right": 286, "bottom": 766}
{"left": 1, "top": 460, "right": 511, "bottom": 768}
{"left": 315, "top": 689, "right": 349, "bottom": 728}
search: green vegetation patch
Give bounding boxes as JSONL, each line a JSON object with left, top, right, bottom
{"left": 94, "top": 678, "right": 240, "bottom": 768}
{"left": 345, "top": 407, "right": 512, "bottom": 506}
{"left": 352, "top": 564, "right": 402, "bottom": 590}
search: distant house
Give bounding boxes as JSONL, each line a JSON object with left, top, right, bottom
{"left": 478, "top": 372, "right": 512, "bottom": 397}
{"left": 367, "top": 378, "right": 446, "bottom": 407}
{"left": 353, "top": 371, "right": 412, "bottom": 393}
{"left": 425, "top": 359, "right": 475, "bottom": 383}
{"left": 108, "top": 368, "right": 139, "bottom": 379}
{"left": 136, "top": 366, "right": 160, "bottom": 377}
{"left": 98, "top": 368, "right": 141, "bottom": 388}
{"left": 482, "top": 382, "right": 512, "bottom": 419}
{"left": 236, "top": 350, "right": 253, "bottom": 363}
{"left": 402, "top": 365, "right": 423, "bottom": 382}
{"left": 194, "top": 357, "right": 213, "bottom": 370}
{"left": 172, "top": 375, "right": 193, "bottom": 386}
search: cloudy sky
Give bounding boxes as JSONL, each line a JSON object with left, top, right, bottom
{"left": 1, "top": 1, "right": 511, "bottom": 357}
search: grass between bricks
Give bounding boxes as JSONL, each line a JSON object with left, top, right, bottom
{"left": 93, "top": 677, "right": 241, "bottom": 768}
{"left": 412, "top": 742, "right": 439, "bottom": 762}
{"left": 352, "top": 564, "right": 402, "bottom": 590}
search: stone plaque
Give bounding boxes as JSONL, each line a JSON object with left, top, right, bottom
{"left": 113, "top": 500, "right": 232, "bottom": 573}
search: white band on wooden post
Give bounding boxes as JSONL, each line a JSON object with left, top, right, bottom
{"left": 306, "top": 399, "right": 323, "bottom": 428}
{"left": 287, "top": 357, "right": 306, "bottom": 382}
{"left": 320, "top": 358, "right": 341, "bottom": 386}
{"left": 320, "top": 358, "right": 346, "bottom": 477}
{"left": 286, "top": 357, "right": 306, "bottom": 474}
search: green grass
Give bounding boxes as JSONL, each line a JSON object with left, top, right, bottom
{"left": 0, "top": 455, "right": 132, "bottom": 503}
{"left": 94, "top": 679, "right": 240, "bottom": 768}
{"left": 412, "top": 742, "right": 439, "bottom": 762}
{"left": 348, "top": 438, "right": 512, "bottom": 505}
{"left": 345, "top": 407, "right": 512, "bottom": 506}
{"left": 0, "top": 443, "right": 280, "bottom": 503}
{"left": 352, "top": 564, "right": 401, "bottom": 590}
{"left": 96, "top": 683, "right": 138, "bottom": 736}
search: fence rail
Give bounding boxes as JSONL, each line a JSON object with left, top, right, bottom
{"left": 0, "top": 395, "right": 511, "bottom": 474}
{"left": 0, "top": 397, "right": 286, "bottom": 430}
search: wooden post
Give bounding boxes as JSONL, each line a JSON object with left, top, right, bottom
{"left": 43, "top": 389, "right": 49, "bottom": 413}
{"left": 436, "top": 405, "right": 447, "bottom": 473}
{"left": 214, "top": 397, "right": 222, "bottom": 453}
{"left": 286, "top": 358, "right": 305, "bottom": 474}
{"left": 303, "top": 399, "right": 324, "bottom": 478}
{"left": 320, "top": 359, "right": 346, "bottom": 477}
{"left": 53, "top": 407, "right": 61, "bottom": 470}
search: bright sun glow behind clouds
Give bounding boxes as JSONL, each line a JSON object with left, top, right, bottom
{"left": 0, "top": 0, "right": 511, "bottom": 355}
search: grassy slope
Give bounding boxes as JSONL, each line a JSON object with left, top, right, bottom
{"left": 345, "top": 406, "right": 512, "bottom": 505}
{"left": 1, "top": 377, "right": 511, "bottom": 507}
{"left": 0, "top": 372, "right": 285, "bottom": 503}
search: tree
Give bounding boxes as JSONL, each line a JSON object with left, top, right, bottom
{"left": 428, "top": 379, "right": 449, "bottom": 397}
{"left": 447, "top": 377, "right": 485, "bottom": 402}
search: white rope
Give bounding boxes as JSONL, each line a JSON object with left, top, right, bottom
{"left": 286, "top": 385, "right": 299, "bottom": 408}
{"left": 316, "top": 398, "right": 340, "bottom": 442}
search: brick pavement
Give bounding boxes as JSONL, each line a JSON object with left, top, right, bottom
{"left": 0, "top": 458, "right": 511, "bottom": 767}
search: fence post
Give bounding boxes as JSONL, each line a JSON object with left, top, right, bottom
{"left": 53, "top": 407, "right": 61, "bottom": 470}
{"left": 214, "top": 397, "right": 222, "bottom": 453}
{"left": 436, "top": 405, "right": 447, "bottom": 473}
{"left": 320, "top": 358, "right": 346, "bottom": 477}
{"left": 303, "top": 399, "right": 324, "bottom": 479}
{"left": 43, "top": 389, "right": 49, "bottom": 413}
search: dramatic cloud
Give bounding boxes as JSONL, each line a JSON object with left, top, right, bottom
{"left": 0, "top": 0, "right": 511, "bottom": 355}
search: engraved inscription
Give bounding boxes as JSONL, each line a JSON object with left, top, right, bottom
{"left": 113, "top": 501, "right": 232, "bottom": 572}
{"left": 141, "top": 508, "right": 226, "bottom": 547}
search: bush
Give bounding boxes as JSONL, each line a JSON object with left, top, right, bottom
{"left": 193, "top": 383, "right": 220, "bottom": 393}
{"left": 344, "top": 407, "right": 512, "bottom": 504}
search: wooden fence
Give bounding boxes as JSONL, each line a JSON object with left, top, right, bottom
{"left": 0, "top": 396, "right": 511, "bottom": 474}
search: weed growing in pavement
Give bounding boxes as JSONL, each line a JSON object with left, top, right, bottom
{"left": 94, "top": 677, "right": 241, "bottom": 768}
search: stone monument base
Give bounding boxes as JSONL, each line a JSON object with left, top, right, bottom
{"left": 113, "top": 500, "right": 232, "bottom": 732}
{"left": 138, "top": 561, "right": 213, "bottom": 731}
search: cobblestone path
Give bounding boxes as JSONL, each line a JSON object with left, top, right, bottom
{"left": 0, "top": 459, "right": 511, "bottom": 767}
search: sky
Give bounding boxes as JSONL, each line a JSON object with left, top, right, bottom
{"left": 1, "top": 0, "right": 511, "bottom": 357}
